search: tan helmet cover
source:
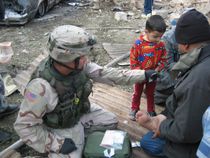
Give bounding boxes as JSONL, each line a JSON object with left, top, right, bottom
{"left": 48, "top": 25, "right": 96, "bottom": 63}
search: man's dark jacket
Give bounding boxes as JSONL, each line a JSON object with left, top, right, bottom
{"left": 160, "top": 44, "right": 210, "bottom": 158}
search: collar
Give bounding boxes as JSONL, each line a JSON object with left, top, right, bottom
{"left": 171, "top": 44, "right": 210, "bottom": 77}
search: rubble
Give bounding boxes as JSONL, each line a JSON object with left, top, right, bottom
{"left": 114, "top": 11, "right": 128, "bottom": 21}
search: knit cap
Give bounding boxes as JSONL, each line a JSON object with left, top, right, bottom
{"left": 175, "top": 9, "right": 210, "bottom": 44}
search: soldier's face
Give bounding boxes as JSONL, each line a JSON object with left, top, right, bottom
{"left": 77, "top": 55, "right": 88, "bottom": 69}
{"left": 56, "top": 55, "right": 88, "bottom": 75}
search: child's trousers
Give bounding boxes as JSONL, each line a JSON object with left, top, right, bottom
{"left": 131, "top": 81, "right": 156, "bottom": 112}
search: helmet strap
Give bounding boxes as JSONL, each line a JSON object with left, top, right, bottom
{"left": 74, "top": 57, "right": 80, "bottom": 70}
{"left": 52, "top": 58, "right": 82, "bottom": 71}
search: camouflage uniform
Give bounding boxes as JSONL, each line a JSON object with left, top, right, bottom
{"left": 14, "top": 25, "right": 146, "bottom": 158}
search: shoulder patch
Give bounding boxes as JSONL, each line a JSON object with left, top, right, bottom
{"left": 25, "top": 90, "right": 38, "bottom": 102}
{"left": 25, "top": 81, "right": 46, "bottom": 103}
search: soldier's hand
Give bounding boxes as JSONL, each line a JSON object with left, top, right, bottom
{"left": 60, "top": 138, "right": 77, "bottom": 154}
{"left": 145, "top": 70, "right": 158, "bottom": 82}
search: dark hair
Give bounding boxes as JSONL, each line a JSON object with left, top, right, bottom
{"left": 146, "top": 15, "right": 167, "bottom": 33}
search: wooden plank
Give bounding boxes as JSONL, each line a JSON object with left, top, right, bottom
{"left": 102, "top": 43, "right": 132, "bottom": 59}
{"left": 105, "top": 52, "right": 130, "bottom": 68}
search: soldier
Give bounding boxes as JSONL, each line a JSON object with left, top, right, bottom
{"left": 14, "top": 25, "right": 156, "bottom": 158}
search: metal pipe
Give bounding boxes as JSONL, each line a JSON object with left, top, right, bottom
{"left": 0, "top": 139, "right": 24, "bottom": 157}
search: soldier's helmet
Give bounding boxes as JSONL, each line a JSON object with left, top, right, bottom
{"left": 47, "top": 25, "right": 96, "bottom": 63}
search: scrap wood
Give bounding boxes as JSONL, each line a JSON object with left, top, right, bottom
{"left": 90, "top": 83, "right": 164, "bottom": 140}
{"left": 105, "top": 51, "right": 130, "bottom": 67}
{"left": 14, "top": 53, "right": 47, "bottom": 95}
{"left": 102, "top": 43, "right": 132, "bottom": 59}
{"left": 102, "top": 43, "right": 132, "bottom": 67}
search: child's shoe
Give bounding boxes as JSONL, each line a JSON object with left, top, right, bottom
{"left": 148, "top": 111, "right": 157, "bottom": 117}
{"left": 129, "top": 109, "right": 138, "bottom": 121}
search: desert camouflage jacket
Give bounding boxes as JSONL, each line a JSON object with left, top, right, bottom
{"left": 14, "top": 62, "right": 145, "bottom": 153}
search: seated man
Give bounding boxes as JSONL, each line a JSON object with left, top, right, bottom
{"left": 136, "top": 9, "right": 210, "bottom": 158}
{"left": 14, "top": 25, "right": 157, "bottom": 158}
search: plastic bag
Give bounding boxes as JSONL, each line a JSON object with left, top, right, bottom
{"left": 0, "top": 42, "right": 14, "bottom": 64}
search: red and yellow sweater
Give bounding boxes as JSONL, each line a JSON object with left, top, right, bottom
{"left": 130, "top": 35, "right": 167, "bottom": 71}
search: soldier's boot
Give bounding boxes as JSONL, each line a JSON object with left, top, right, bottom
{"left": 0, "top": 104, "right": 19, "bottom": 118}
{"left": 0, "top": 95, "right": 19, "bottom": 119}
{"left": 0, "top": 130, "right": 11, "bottom": 143}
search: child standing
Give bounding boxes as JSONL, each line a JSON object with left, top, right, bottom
{"left": 129, "top": 15, "right": 167, "bottom": 120}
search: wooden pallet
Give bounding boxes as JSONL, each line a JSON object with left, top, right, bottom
{"left": 89, "top": 83, "right": 163, "bottom": 158}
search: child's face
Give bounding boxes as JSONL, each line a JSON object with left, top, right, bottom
{"left": 145, "top": 30, "right": 164, "bottom": 43}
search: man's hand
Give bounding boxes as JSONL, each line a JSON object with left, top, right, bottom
{"left": 152, "top": 114, "right": 167, "bottom": 138}
{"left": 145, "top": 70, "right": 158, "bottom": 82}
{"left": 60, "top": 138, "right": 77, "bottom": 155}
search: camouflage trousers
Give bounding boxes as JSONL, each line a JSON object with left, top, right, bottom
{"left": 48, "top": 103, "right": 118, "bottom": 158}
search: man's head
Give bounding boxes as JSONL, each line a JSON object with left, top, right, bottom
{"left": 175, "top": 9, "right": 210, "bottom": 53}
{"left": 47, "top": 25, "right": 96, "bottom": 74}
{"left": 48, "top": 25, "right": 96, "bottom": 63}
{"left": 145, "top": 15, "right": 167, "bottom": 43}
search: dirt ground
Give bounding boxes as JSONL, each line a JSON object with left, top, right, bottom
{"left": 0, "top": 0, "right": 206, "bottom": 157}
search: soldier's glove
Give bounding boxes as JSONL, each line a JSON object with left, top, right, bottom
{"left": 145, "top": 70, "right": 158, "bottom": 82}
{"left": 60, "top": 138, "right": 77, "bottom": 155}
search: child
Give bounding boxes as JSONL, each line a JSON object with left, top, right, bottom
{"left": 129, "top": 15, "right": 167, "bottom": 120}
{"left": 141, "top": 0, "right": 154, "bottom": 18}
